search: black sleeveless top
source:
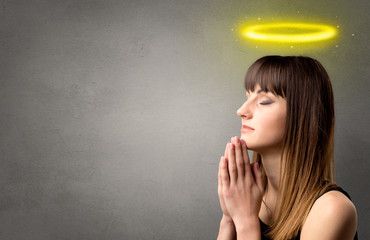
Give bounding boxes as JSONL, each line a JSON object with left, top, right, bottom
{"left": 260, "top": 186, "right": 358, "bottom": 240}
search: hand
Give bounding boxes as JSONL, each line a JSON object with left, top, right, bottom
{"left": 218, "top": 142, "right": 233, "bottom": 222}
{"left": 217, "top": 143, "right": 236, "bottom": 240}
{"left": 219, "top": 136, "right": 264, "bottom": 231}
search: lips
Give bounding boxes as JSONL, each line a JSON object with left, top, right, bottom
{"left": 242, "top": 125, "right": 255, "bottom": 130}
{"left": 241, "top": 125, "right": 255, "bottom": 133}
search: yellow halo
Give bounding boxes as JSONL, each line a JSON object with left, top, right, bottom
{"left": 242, "top": 22, "right": 337, "bottom": 43}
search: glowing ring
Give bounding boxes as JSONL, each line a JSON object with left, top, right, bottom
{"left": 243, "top": 22, "right": 337, "bottom": 43}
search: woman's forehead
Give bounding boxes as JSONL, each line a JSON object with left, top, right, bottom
{"left": 246, "top": 84, "right": 265, "bottom": 93}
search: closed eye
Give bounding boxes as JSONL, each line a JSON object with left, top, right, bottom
{"left": 260, "top": 101, "right": 273, "bottom": 105}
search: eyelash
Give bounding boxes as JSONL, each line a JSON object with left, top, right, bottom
{"left": 260, "top": 101, "right": 273, "bottom": 105}
{"left": 245, "top": 95, "right": 274, "bottom": 105}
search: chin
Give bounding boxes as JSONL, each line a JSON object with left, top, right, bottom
{"left": 247, "top": 144, "right": 284, "bottom": 155}
{"left": 240, "top": 139, "right": 274, "bottom": 152}
{"left": 242, "top": 141, "right": 257, "bottom": 151}
{"left": 240, "top": 136, "right": 256, "bottom": 149}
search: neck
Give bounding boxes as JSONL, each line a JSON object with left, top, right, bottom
{"left": 260, "top": 148, "right": 281, "bottom": 194}
{"left": 258, "top": 147, "right": 282, "bottom": 222}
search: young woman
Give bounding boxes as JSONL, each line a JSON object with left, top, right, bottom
{"left": 217, "top": 56, "right": 358, "bottom": 240}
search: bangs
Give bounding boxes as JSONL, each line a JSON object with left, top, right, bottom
{"left": 244, "top": 56, "right": 288, "bottom": 98}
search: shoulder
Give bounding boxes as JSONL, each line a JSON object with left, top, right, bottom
{"left": 300, "top": 190, "right": 357, "bottom": 240}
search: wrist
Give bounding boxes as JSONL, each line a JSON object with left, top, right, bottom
{"left": 220, "top": 215, "right": 234, "bottom": 225}
{"left": 234, "top": 217, "right": 260, "bottom": 239}
{"left": 217, "top": 216, "right": 236, "bottom": 240}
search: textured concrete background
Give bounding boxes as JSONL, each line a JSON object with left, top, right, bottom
{"left": 1, "top": 0, "right": 369, "bottom": 239}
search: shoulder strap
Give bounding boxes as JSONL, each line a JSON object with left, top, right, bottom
{"left": 315, "top": 184, "right": 352, "bottom": 201}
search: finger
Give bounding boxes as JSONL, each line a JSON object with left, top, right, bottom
{"left": 218, "top": 156, "right": 223, "bottom": 195}
{"left": 240, "top": 138, "right": 252, "bottom": 176}
{"left": 234, "top": 136, "right": 245, "bottom": 177}
{"left": 228, "top": 140, "right": 237, "bottom": 183}
{"left": 224, "top": 143, "right": 229, "bottom": 158}
{"left": 218, "top": 156, "right": 222, "bottom": 185}
{"left": 220, "top": 156, "right": 230, "bottom": 187}
{"left": 252, "top": 163, "right": 264, "bottom": 194}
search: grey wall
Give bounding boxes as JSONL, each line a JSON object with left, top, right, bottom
{"left": 1, "top": 0, "right": 369, "bottom": 239}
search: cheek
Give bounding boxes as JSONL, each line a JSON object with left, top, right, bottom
{"left": 272, "top": 113, "right": 286, "bottom": 130}
{"left": 259, "top": 111, "right": 286, "bottom": 138}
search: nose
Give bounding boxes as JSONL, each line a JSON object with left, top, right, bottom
{"left": 237, "top": 101, "right": 253, "bottom": 119}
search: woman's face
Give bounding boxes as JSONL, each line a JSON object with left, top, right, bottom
{"left": 237, "top": 84, "right": 287, "bottom": 153}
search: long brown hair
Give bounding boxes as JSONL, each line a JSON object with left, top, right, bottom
{"left": 244, "top": 56, "right": 336, "bottom": 239}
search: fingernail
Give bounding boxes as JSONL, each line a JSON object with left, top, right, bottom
{"left": 229, "top": 143, "right": 234, "bottom": 149}
{"left": 240, "top": 138, "right": 244, "bottom": 145}
{"left": 235, "top": 136, "right": 240, "bottom": 143}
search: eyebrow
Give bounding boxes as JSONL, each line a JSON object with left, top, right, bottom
{"left": 246, "top": 89, "right": 264, "bottom": 95}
